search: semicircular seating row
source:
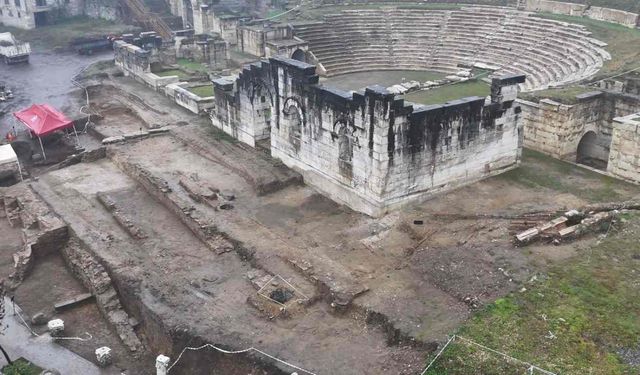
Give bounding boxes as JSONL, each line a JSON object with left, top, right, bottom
{"left": 292, "top": 6, "right": 611, "bottom": 91}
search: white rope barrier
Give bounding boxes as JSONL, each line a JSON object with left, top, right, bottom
{"left": 12, "top": 302, "right": 93, "bottom": 342}
{"left": 168, "top": 343, "right": 317, "bottom": 375}
{"left": 420, "top": 335, "right": 456, "bottom": 375}
{"left": 420, "top": 335, "right": 557, "bottom": 375}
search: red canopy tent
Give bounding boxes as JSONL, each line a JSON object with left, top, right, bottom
{"left": 13, "top": 104, "right": 78, "bottom": 160}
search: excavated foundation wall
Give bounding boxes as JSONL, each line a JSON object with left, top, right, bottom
{"left": 212, "top": 56, "right": 524, "bottom": 216}
{"left": 0, "top": 183, "right": 144, "bottom": 355}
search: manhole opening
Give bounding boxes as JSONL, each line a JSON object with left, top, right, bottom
{"left": 218, "top": 203, "right": 234, "bottom": 210}
{"left": 269, "top": 288, "right": 295, "bottom": 304}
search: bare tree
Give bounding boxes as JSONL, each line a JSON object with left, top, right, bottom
{"left": 0, "top": 280, "right": 12, "bottom": 365}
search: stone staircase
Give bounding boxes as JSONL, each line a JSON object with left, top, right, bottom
{"left": 292, "top": 6, "right": 611, "bottom": 91}
{"left": 120, "top": 0, "right": 173, "bottom": 40}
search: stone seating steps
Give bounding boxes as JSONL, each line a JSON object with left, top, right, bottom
{"left": 291, "top": 6, "right": 609, "bottom": 91}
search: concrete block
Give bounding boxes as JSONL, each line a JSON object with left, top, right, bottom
{"left": 95, "top": 346, "right": 113, "bottom": 367}
{"left": 156, "top": 355, "right": 171, "bottom": 375}
{"left": 47, "top": 319, "right": 64, "bottom": 337}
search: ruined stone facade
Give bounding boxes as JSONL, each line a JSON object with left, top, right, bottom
{"left": 238, "top": 23, "right": 308, "bottom": 58}
{"left": 524, "top": 0, "right": 640, "bottom": 28}
{"left": 520, "top": 92, "right": 640, "bottom": 169}
{"left": 174, "top": 34, "right": 229, "bottom": 70}
{"left": 0, "top": 0, "right": 83, "bottom": 29}
{"left": 211, "top": 57, "right": 525, "bottom": 216}
{"left": 0, "top": 0, "right": 127, "bottom": 29}
{"left": 609, "top": 114, "right": 640, "bottom": 184}
{"left": 114, "top": 40, "right": 180, "bottom": 90}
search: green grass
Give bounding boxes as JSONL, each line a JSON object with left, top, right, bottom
{"left": 519, "top": 86, "right": 598, "bottom": 104}
{"left": 425, "top": 213, "right": 640, "bottom": 374}
{"left": 322, "top": 70, "right": 445, "bottom": 91}
{"left": 404, "top": 80, "right": 490, "bottom": 105}
{"left": 534, "top": 13, "right": 640, "bottom": 80}
{"left": 557, "top": 0, "right": 640, "bottom": 13}
{"left": 176, "top": 58, "right": 208, "bottom": 73}
{"left": 0, "top": 16, "right": 138, "bottom": 50}
{"left": 281, "top": 2, "right": 462, "bottom": 21}
{"left": 153, "top": 69, "right": 187, "bottom": 78}
{"left": 2, "top": 358, "right": 43, "bottom": 375}
{"left": 187, "top": 85, "right": 214, "bottom": 98}
{"left": 498, "top": 149, "right": 639, "bottom": 202}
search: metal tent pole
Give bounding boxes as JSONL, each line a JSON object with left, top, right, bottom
{"left": 16, "top": 160, "right": 23, "bottom": 181}
{"left": 72, "top": 123, "right": 80, "bottom": 145}
{"left": 38, "top": 136, "right": 46, "bottom": 161}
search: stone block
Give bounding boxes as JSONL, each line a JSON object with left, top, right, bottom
{"left": 31, "top": 312, "right": 48, "bottom": 326}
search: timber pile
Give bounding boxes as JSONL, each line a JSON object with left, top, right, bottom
{"left": 515, "top": 200, "right": 640, "bottom": 245}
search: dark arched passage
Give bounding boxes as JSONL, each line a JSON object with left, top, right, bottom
{"left": 577, "top": 131, "right": 609, "bottom": 170}
{"left": 291, "top": 49, "right": 306, "bottom": 63}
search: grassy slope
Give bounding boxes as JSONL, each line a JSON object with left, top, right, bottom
{"left": 558, "top": 0, "right": 640, "bottom": 13}
{"left": 519, "top": 13, "right": 640, "bottom": 103}
{"left": 424, "top": 149, "right": 640, "bottom": 374}
{"left": 534, "top": 13, "right": 640, "bottom": 80}
{"left": 0, "top": 16, "right": 138, "bottom": 50}
{"left": 278, "top": 3, "right": 462, "bottom": 21}
{"left": 499, "top": 149, "right": 638, "bottom": 203}
{"left": 426, "top": 212, "right": 640, "bottom": 375}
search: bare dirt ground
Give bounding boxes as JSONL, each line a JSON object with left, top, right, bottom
{"left": 1, "top": 71, "right": 639, "bottom": 375}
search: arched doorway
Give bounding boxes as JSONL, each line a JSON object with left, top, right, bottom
{"left": 337, "top": 124, "right": 353, "bottom": 179}
{"left": 183, "top": 0, "right": 194, "bottom": 28}
{"left": 577, "top": 131, "right": 609, "bottom": 170}
{"left": 287, "top": 105, "right": 302, "bottom": 151}
{"left": 291, "top": 49, "right": 306, "bottom": 63}
{"left": 247, "top": 80, "right": 274, "bottom": 148}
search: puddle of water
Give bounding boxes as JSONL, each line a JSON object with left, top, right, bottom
{"left": 0, "top": 49, "right": 112, "bottom": 136}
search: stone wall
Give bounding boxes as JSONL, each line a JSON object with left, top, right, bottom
{"left": 84, "top": 0, "right": 122, "bottom": 22}
{"left": 214, "top": 16, "right": 241, "bottom": 44}
{"left": 525, "top": 0, "right": 640, "bottom": 28}
{"left": 211, "top": 56, "right": 524, "bottom": 216}
{"left": 175, "top": 35, "right": 229, "bottom": 69}
{"left": 608, "top": 114, "right": 640, "bottom": 183}
{"left": 164, "top": 82, "right": 215, "bottom": 114}
{"left": 238, "top": 23, "right": 297, "bottom": 57}
{"left": 520, "top": 91, "right": 640, "bottom": 168}
{"left": 0, "top": 0, "right": 83, "bottom": 29}
{"left": 519, "top": 92, "right": 611, "bottom": 159}
{"left": 0, "top": 0, "right": 118, "bottom": 29}
{"left": 114, "top": 40, "right": 180, "bottom": 91}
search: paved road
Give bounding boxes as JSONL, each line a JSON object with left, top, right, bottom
{"left": 0, "top": 49, "right": 112, "bottom": 135}
{"left": 0, "top": 297, "right": 114, "bottom": 374}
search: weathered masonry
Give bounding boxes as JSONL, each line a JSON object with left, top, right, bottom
{"left": 211, "top": 57, "right": 525, "bottom": 216}
{"left": 609, "top": 114, "right": 640, "bottom": 184}
{"left": 520, "top": 91, "right": 640, "bottom": 172}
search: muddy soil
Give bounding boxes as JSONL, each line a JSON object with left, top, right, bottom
{"left": 12, "top": 253, "right": 146, "bottom": 374}
{"left": 1, "top": 64, "right": 639, "bottom": 375}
